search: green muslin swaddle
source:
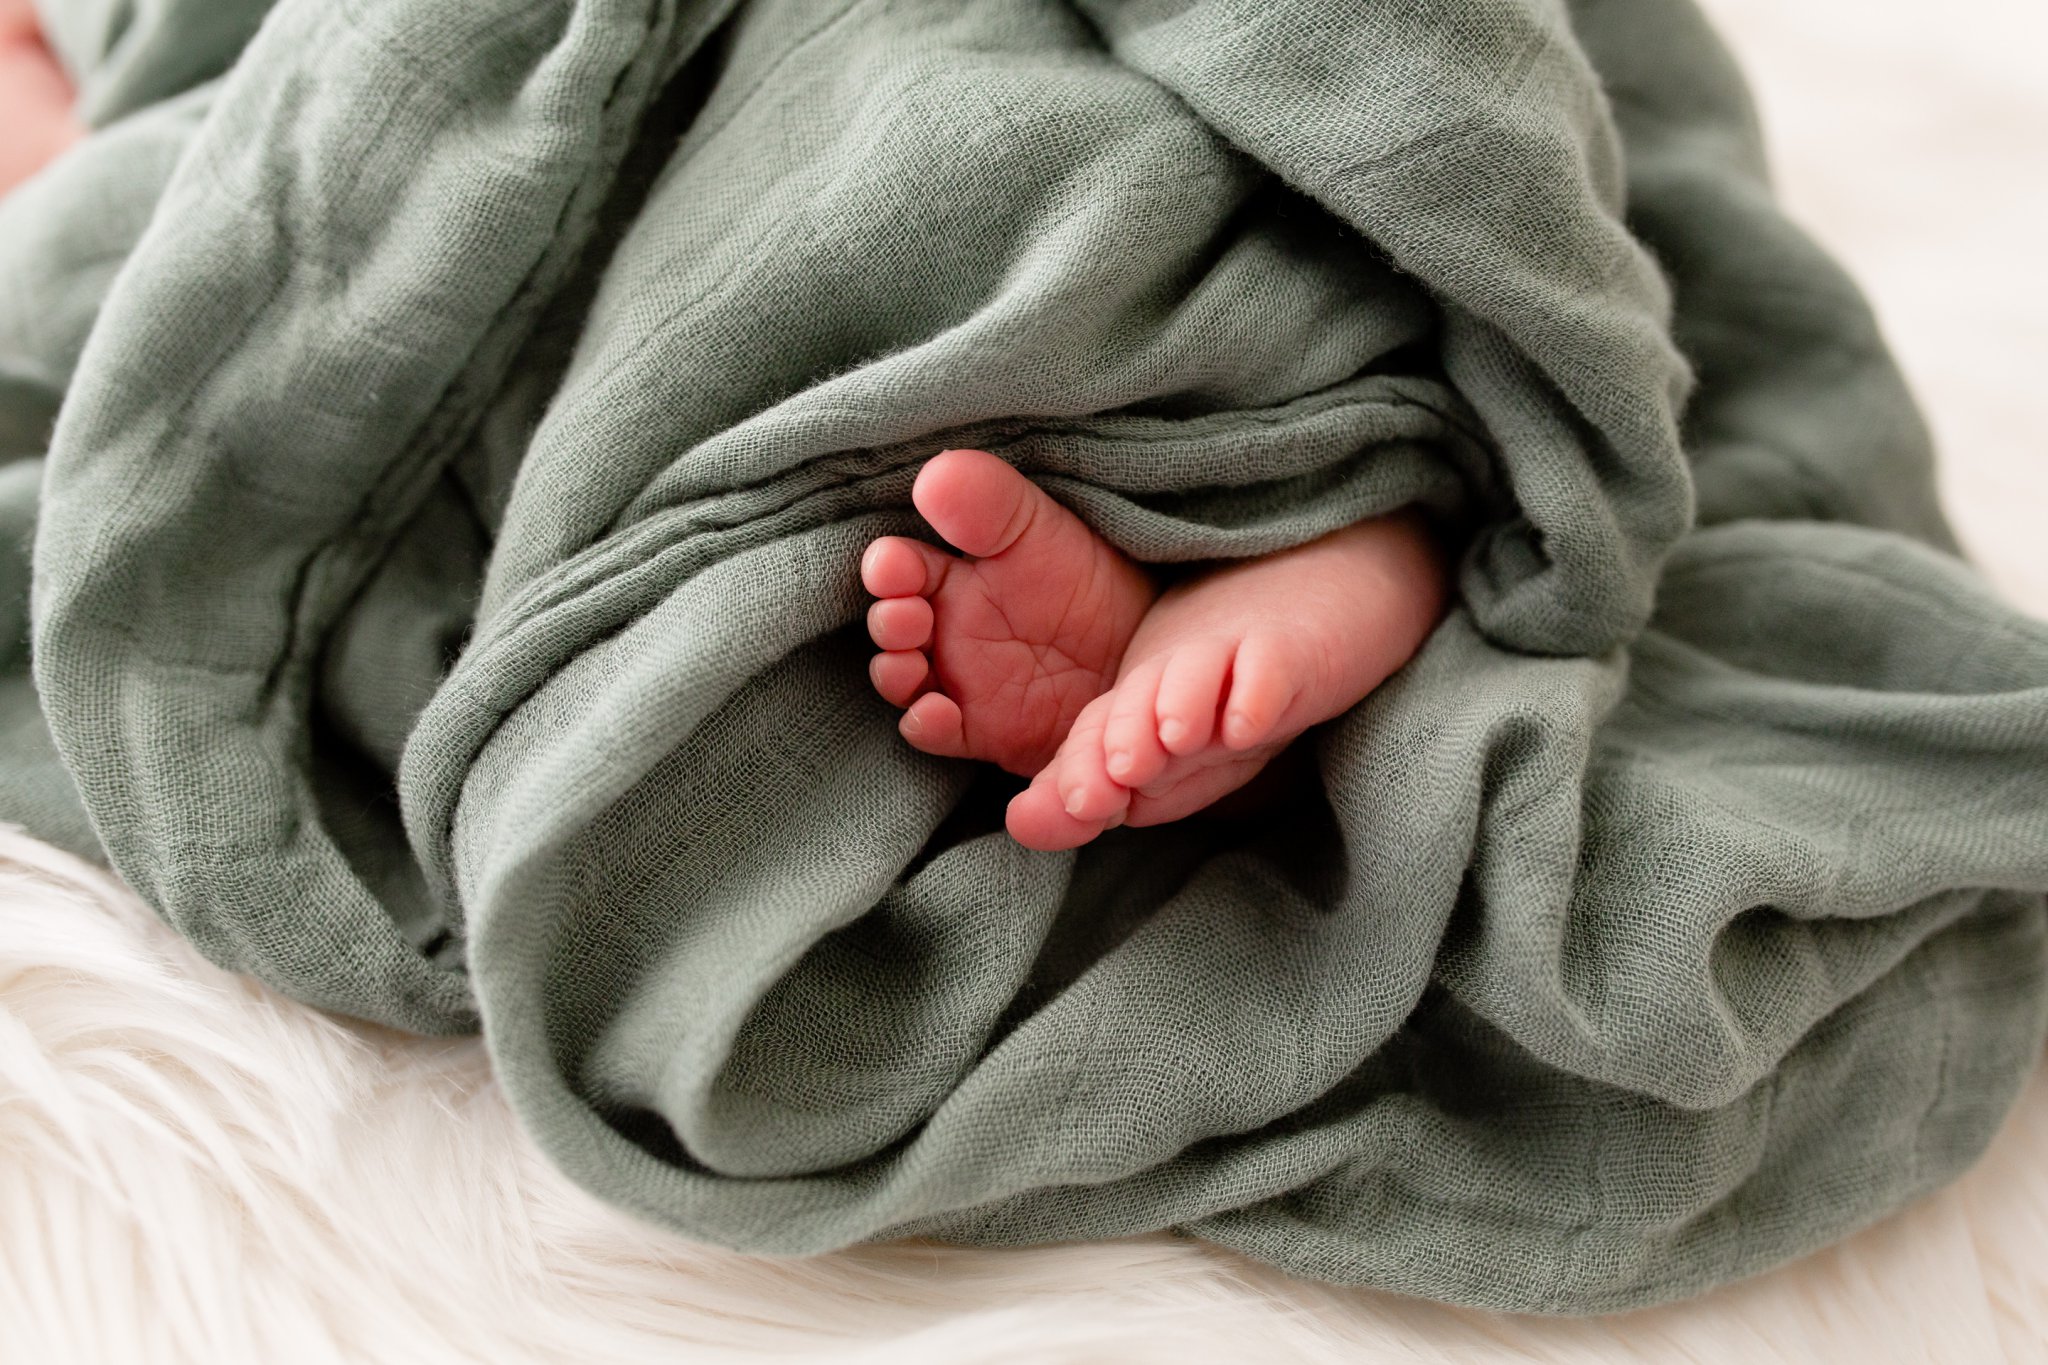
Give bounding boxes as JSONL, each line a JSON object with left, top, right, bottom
{"left": 3, "top": 0, "right": 2045, "bottom": 1313}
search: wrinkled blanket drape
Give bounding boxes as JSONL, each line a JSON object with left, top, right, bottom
{"left": 3, "top": 0, "right": 2045, "bottom": 1314}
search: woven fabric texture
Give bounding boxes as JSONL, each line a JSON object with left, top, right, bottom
{"left": 2, "top": 0, "right": 2045, "bottom": 1314}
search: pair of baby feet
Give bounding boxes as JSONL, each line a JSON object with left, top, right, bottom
{"left": 861, "top": 449, "right": 1448, "bottom": 851}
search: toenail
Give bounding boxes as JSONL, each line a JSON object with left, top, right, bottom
{"left": 1105, "top": 810, "right": 1126, "bottom": 829}
{"left": 1107, "top": 750, "right": 1131, "bottom": 778}
{"left": 1064, "top": 789, "right": 1087, "bottom": 816}
{"left": 902, "top": 712, "right": 924, "bottom": 737}
{"left": 1225, "top": 714, "right": 1252, "bottom": 742}
{"left": 1158, "top": 719, "right": 1186, "bottom": 747}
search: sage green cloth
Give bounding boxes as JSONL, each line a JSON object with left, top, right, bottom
{"left": 4, "top": 0, "right": 2046, "bottom": 1314}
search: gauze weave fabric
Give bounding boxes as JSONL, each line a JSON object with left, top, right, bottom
{"left": 3, "top": 0, "right": 2047, "bottom": 1314}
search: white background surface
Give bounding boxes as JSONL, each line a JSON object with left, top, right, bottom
{"left": 1706, "top": 0, "right": 2046, "bottom": 616}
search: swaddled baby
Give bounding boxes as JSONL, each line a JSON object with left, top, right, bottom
{"left": 4, "top": 7, "right": 1448, "bottom": 857}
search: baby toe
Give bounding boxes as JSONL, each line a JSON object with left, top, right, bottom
{"left": 1220, "top": 634, "right": 1300, "bottom": 750}
{"left": 1054, "top": 707, "right": 1128, "bottom": 824}
{"left": 867, "top": 595, "right": 934, "bottom": 651}
{"left": 911, "top": 449, "right": 1046, "bottom": 559}
{"left": 860, "top": 535, "right": 949, "bottom": 599}
{"left": 1101, "top": 656, "right": 1170, "bottom": 787}
{"left": 1006, "top": 695, "right": 1126, "bottom": 850}
{"left": 1154, "top": 637, "right": 1234, "bottom": 755}
{"left": 1005, "top": 777, "right": 1092, "bottom": 852}
{"left": 900, "top": 691, "right": 967, "bottom": 759}
{"left": 1007, "top": 770, "right": 1123, "bottom": 853}
{"left": 868, "top": 650, "right": 928, "bottom": 706}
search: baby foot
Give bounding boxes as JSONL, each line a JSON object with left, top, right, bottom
{"left": 861, "top": 449, "right": 1156, "bottom": 777}
{"left": 1005, "top": 511, "right": 1449, "bottom": 851}
{"left": 0, "top": 0, "right": 83, "bottom": 198}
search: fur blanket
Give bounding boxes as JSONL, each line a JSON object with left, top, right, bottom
{"left": 3, "top": 824, "right": 2045, "bottom": 1359}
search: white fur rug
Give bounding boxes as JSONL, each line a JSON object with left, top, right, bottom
{"left": 4, "top": 1, "right": 2045, "bottom": 1360}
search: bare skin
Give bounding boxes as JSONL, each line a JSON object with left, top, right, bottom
{"left": 860, "top": 448, "right": 1157, "bottom": 779}
{"left": 863, "top": 449, "right": 1450, "bottom": 851}
{"left": 0, "top": 0, "right": 82, "bottom": 199}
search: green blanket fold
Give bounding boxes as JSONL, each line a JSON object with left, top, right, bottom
{"left": 4, "top": 0, "right": 2046, "bottom": 1313}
